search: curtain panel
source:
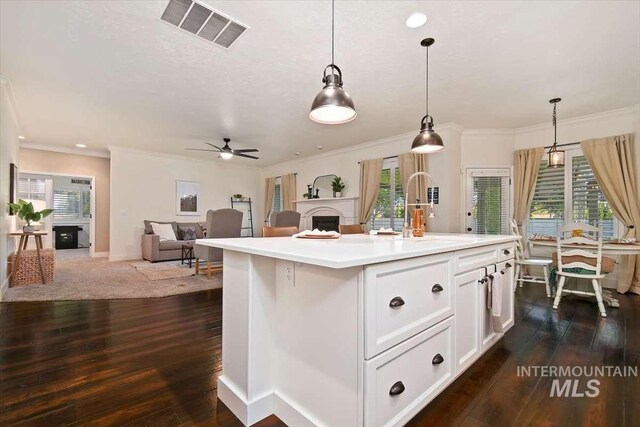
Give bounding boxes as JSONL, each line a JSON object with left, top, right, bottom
{"left": 582, "top": 134, "right": 640, "bottom": 294}
{"left": 358, "top": 158, "right": 383, "bottom": 230}
{"left": 281, "top": 173, "right": 297, "bottom": 211}
{"left": 513, "top": 147, "right": 545, "bottom": 232}
{"left": 263, "top": 177, "right": 276, "bottom": 224}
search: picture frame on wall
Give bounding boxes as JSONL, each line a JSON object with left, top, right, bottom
{"left": 176, "top": 180, "right": 200, "bottom": 216}
{"left": 9, "top": 163, "right": 18, "bottom": 215}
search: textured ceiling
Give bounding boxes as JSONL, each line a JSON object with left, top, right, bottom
{"left": 1, "top": 0, "right": 639, "bottom": 165}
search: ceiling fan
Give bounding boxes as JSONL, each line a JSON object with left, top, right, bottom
{"left": 186, "top": 138, "right": 259, "bottom": 160}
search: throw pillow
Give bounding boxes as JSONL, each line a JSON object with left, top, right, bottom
{"left": 179, "top": 226, "right": 198, "bottom": 241}
{"left": 151, "top": 222, "right": 177, "bottom": 242}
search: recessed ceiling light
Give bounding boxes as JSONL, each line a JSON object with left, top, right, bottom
{"left": 18, "top": 135, "right": 25, "bottom": 140}
{"left": 405, "top": 13, "right": 427, "bottom": 28}
{"left": 316, "top": 145, "right": 323, "bottom": 150}
{"left": 75, "top": 144, "right": 87, "bottom": 148}
{"left": 295, "top": 151, "right": 301, "bottom": 156}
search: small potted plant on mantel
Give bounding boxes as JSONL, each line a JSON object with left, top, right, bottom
{"left": 331, "top": 176, "right": 345, "bottom": 198}
{"left": 8, "top": 200, "right": 53, "bottom": 233}
{"left": 232, "top": 193, "right": 243, "bottom": 202}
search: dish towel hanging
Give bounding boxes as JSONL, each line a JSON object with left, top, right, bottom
{"left": 487, "top": 274, "right": 504, "bottom": 334}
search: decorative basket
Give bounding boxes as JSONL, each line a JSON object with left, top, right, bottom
{"left": 11, "top": 249, "right": 55, "bottom": 286}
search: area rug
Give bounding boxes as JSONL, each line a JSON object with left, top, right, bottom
{"left": 2, "top": 257, "right": 222, "bottom": 302}
{"left": 131, "top": 261, "right": 195, "bottom": 281}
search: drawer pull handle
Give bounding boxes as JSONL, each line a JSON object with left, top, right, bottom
{"left": 389, "top": 296, "right": 405, "bottom": 308}
{"left": 503, "top": 249, "right": 510, "bottom": 255}
{"left": 431, "top": 284, "right": 444, "bottom": 293}
{"left": 389, "top": 381, "right": 405, "bottom": 396}
{"left": 432, "top": 353, "right": 445, "bottom": 365}
{"left": 505, "top": 262, "right": 512, "bottom": 268}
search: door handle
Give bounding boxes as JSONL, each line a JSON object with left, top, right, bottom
{"left": 467, "top": 227, "right": 472, "bottom": 232}
{"left": 431, "top": 284, "right": 444, "bottom": 293}
{"left": 389, "top": 381, "right": 405, "bottom": 396}
{"left": 503, "top": 249, "right": 510, "bottom": 255}
{"left": 432, "top": 353, "right": 445, "bottom": 365}
{"left": 389, "top": 296, "right": 405, "bottom": 308}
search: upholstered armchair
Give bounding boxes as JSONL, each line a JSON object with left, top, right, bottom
{"left": 194, "top": 208, "right": 243, "bottom": 278}
{"left": 269, "top": 210, "right": 301, "bottom": 228}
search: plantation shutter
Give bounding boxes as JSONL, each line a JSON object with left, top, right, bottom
{"left": 273, "top": 180, "right": 282, "bottom": 213}
{"left": 53, "top": 189, "right": 81, "bottom": 219}
{"left": 529, "top": 160, "right": 565, "bottom": 236}
{"left": 466, "top": 169, "right": 510, "bottom": 235}
{"left": 571, "top": 155, "right": 613, "bottom": 238}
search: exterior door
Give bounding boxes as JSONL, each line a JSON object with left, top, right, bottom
{"left": 465, "top": 168, "right": 511, "bottom": 235}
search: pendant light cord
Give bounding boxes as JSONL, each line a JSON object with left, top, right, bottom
{"left": 331, "top": 0, "right": 335, "bottom": 69}
{"left": 552, "top": 103, "right": 557, "bottom": 145}
{"left": 425, "top": 44, "right": 429, "bottom": 117}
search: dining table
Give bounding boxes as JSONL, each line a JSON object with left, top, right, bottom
{"left": 529, "top": 239, "right": 640, "bottom": 308}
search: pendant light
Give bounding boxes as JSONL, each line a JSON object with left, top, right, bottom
{"left": 547, "top": 98, "right": 564, "bottom": 168}
{"left": 309, "top": 0, "right": 356, "bottom": 124}
{"left": 411, "top": 38, "right": 443, "bottom": 153}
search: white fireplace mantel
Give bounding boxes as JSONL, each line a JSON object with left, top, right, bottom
{"left": 294, "top": 196, "right": 359, "bottom": 230}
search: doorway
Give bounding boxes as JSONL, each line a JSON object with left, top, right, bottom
{"left": 464, "top": 168, "right": 512, "bottom": 235}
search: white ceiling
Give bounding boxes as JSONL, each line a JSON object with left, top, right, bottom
{"left": 1, "top": 0, "right": 639, "bottom": 165}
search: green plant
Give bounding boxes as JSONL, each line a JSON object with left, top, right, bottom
{"left": 233, "top": 193, "right": 243, "bottom": 199}
{"left": 331, "top": 176, "right": 345, "bottom": 192}
{"left": 7, "top": 199, "right": 53, "bottom": 225}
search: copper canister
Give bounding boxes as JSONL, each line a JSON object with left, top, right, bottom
{"left": 412, "top": 208, "right": 425, "bottom": 237}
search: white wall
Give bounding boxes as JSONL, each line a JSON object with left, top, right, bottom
{"left": 108, "top": 147, "right": 261, "bottom": 261}
{"left": 0, "top": 77, "right": 20, "bottom": 298}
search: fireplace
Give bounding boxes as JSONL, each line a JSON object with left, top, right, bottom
{"left": 312, "top": 216, "right": 339, "bottom": 232}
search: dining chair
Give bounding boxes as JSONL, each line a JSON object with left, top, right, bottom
{"left": 269, "top": 210, "right": 301, "bottom": 228}
{"left": 195, "top": 209, "right": 243, "bottom": 279}
{"left": 510, "top": 220, "right": 552, "bottom": 297}
{"left": 263, "top": 226, "right": 299, "bottom": 237}
{"left": 552, "top": 222, "right": 607, "bottom": 317}
{"left": 339, "top": 224, "right": 364, "bottom": 234}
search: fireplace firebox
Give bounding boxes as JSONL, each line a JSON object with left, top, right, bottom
{"left": 312, "top": 216, "right": 339, "bottom": 232}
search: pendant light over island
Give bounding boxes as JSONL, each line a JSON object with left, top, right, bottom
{"left": 309, "top": 0, "right": 356, "bottom": 125}
{"left": 411, "top": 38, "right": 444, "bottom": 153}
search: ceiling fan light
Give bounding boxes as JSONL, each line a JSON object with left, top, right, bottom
{"left": 220, "top": 151, "right": 233, "bottom": 160}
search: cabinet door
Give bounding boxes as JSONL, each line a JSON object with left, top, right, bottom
{"left": 499, "top": 260, "right": 515, "bottom": 331}
{"left": 454, "top": 269, "right": 483, "bottom": 374}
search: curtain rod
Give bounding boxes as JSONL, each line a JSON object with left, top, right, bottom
{"left": 357, "top": 155, "right": 397, "bottom": 165}
{"left": 543, "top": 142, "right": 581, "bottom": 149}
{"left": 275, "top": 173, "right": 297, "bottom": 178}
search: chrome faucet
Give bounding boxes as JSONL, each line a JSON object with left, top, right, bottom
{"left": 403, "top": 171, "right": 436, "bottom": 237}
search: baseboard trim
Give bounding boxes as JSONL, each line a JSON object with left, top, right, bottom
{"left": 273, "top": 391, "right": 320, "bottom": 427}
{"left": 92, "top": 252, "right": 109, "bottom": 258}
{"left": 218, "top": 376, "right": 273, "bottom": 426}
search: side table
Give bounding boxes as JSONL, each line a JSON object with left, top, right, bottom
{"left": 10, "top": 231, "right": 49, "bottom": 284}
{"left": 181, "top": 243, "right": 194, "bottom": 268}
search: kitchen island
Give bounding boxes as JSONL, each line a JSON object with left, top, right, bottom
{"left": 198, "top": 233, "right": 518, "bottom": 427}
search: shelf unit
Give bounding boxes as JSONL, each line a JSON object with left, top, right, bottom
{"left": 230, "top": 197, "right": 254, "bottom": 237}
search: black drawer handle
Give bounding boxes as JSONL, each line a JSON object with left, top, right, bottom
{"left": 431, "top": 284, "right": 443, "bottom": 293}
{"left": 432, "top": 353, "right": 444, "bottom": 365}
{"left": 503, "top": 249, "right": 510, "bottom": 255}
{"left": 389, "top": 381, "right": 405, "bottom": 396}
{"left": 389, "top": 296, "right": 405, "bottom": 308}
{"left": 505, "top": 262, "right": 512, "bottom": 268}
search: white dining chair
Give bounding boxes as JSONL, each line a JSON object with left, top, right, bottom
{"left": 552, "top": 223, "right": 607, "bottom": 318}
{"left": 510, "top": 220, "right": 552, "bottom": 297}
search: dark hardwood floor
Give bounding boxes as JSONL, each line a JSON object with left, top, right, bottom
{"left": 1, "top": 285, "right": 637, "bottom": 426}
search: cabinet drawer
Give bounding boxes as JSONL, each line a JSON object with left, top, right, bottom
{"left": 498, "top": 242, "right": 515, "bottom": 262}
{"left": 364, "top": 317, "right": 454, "bottom": 427}
{"left": 364, "top": 254, "right": 454, "bottom": 358}
{"left": 454, "top": 245, "right": 499, "bottom": 274}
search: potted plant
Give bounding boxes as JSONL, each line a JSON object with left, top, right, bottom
{"left": 331, "top": 176, "right": 345, "bottom": 198}
{"left": 233, "top": 193, "right": 243, "bottom": 201}
{"left": 7, "top": 200, "right": 53, "bottom": 233}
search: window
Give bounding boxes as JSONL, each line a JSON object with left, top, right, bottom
{"left": 369, "top": 158, "right": 405, "bottom": 231}
{"left": 465, "top": 168, "right": 511, "bottom": 235}
{"left": 529, "top": 150, "right": 616, "bottom": 238}
{"left": 18, "top": 177, "right": 46, "bottom": 201}
{"left": 53, "top": 187, "right": 91, "bottom": 221}
{"left": 272, "top": 177, "right": 283, "bottom": 214}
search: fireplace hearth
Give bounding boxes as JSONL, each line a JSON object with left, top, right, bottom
{"left": 312, "top": 216, "right": 339, "bottom": 232}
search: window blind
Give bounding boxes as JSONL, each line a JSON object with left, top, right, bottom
{"left": 53, "top": 189, "right": 81, "bottom": 219}
{"left": 529, "top": 160, "right": 565, "bottom": 236}
{"left": 466, "top": 171, "right": 510, "bottom": 235}
{"left": 572, "top": 155, "right": 614, "bottom": 238}
{"left": 18, "top": 177, "right": 46, "bottom": 201}
{"left": 272, "top": 182, "right": 282, "bottom": 213}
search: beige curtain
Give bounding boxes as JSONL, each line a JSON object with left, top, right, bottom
{"left": 399, "top": 153, "right": 429, "bottom": 226}
{"left": 513, "top": 147, "right": 545, "bottom": 229}
{"left": 264, "top": 177, "right": 276, "bottom": 224}
{"left": 358, "top": 158, "right": 383, "bottom": 230}
{"left": 281, "top": 173, "right": 297, "bottom": 211}
{"left": 582, "top": 134, "right": 640, "bottom": 295}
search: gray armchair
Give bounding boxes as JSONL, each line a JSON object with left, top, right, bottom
{"left": 195, "top": 208, "right": 243, "bottom": 278}
{"left": 269, "top": 210, "right": 301, "bottom": 228}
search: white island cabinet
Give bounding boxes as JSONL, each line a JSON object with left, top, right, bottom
{"left": 198, "top": 233, "right": 517, "bottom": 427}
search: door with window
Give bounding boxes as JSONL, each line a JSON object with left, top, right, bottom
{"left": 369, "top": 157, "right": 405, "bottom": 232}
{"left": 465, "top": 168, "right": 511, "bottom": 235}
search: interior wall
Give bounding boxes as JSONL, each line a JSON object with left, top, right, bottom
{"left": 108, "top": 147, "right": 261, "bottom": 261}
{"left": 0, "top": 78, "right": 20, "bottom": 298}
{"left": 19, "top": 148, "right": 111, "bottom": 254}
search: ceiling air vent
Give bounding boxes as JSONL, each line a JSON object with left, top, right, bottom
{"left": 160, "top": 0, "right": 248, "bottom": 49}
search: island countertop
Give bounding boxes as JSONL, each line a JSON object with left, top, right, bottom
{"left": 197, "top": 233, "right": 519, "bottom": 269}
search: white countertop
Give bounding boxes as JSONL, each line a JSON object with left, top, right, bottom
{"left": 197, "top": 233, "right": 519, "bottom": 269}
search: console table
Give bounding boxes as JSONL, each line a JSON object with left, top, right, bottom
{"left": 10, "top": 231, "right": 49, "bottom": 284}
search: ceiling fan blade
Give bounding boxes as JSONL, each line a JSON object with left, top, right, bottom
{"left": 235, "top": 153, "right": 259, "bottom": 160}
{"left": 204, "top": 142, "right": 222, "bottom": 151}
{"left": 186, "top": 148, "right": 218, "bottom": 152}
{"left": 233, "top": 149, "right": 259, "bottom": 153}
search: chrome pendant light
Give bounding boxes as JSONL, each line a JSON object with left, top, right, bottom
{"left": 309, "top": 0, "right": 356, "bottom": 124}
{"left": 411, "top": 38, "right": 443, "bottom": 153}
{"left": 547, "top": 98, "right": 564, "bottom": 168}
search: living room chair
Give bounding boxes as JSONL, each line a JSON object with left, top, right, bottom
{"left": 339, "top": 224, "right": 364, "bottom": 234}
{"left": 195, "top": 209, "right": 243, "bottom": 279}
{"left": 552, "top": 223, "right": 607, "bottom": 317}
{"left": 263, "top": 226, "right": 299, "bottom": 237}
{"left": 269, "top": 210, "right": 301, "bottom": 228}
{"left": 510, "top": 219, "right": 552, "bottom": 297}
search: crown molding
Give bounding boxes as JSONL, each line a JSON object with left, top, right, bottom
{"left": 514, "top": 105, "right": 639, "bottom": 135}
{"left": 462, "top": 128, "right": 516, "bottom": 136}
{"left": 20, "top": 143, "right": 110, "bottom": 159}
{"left": 0, "top": 75, "right": 22, "bottom": 132}
{"left": 107, "top": 145, "right": 261, "bottom": 171}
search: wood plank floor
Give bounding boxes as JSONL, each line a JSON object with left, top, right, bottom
{"left": 1, "top": 285, "right": 637, "bottom": 426}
